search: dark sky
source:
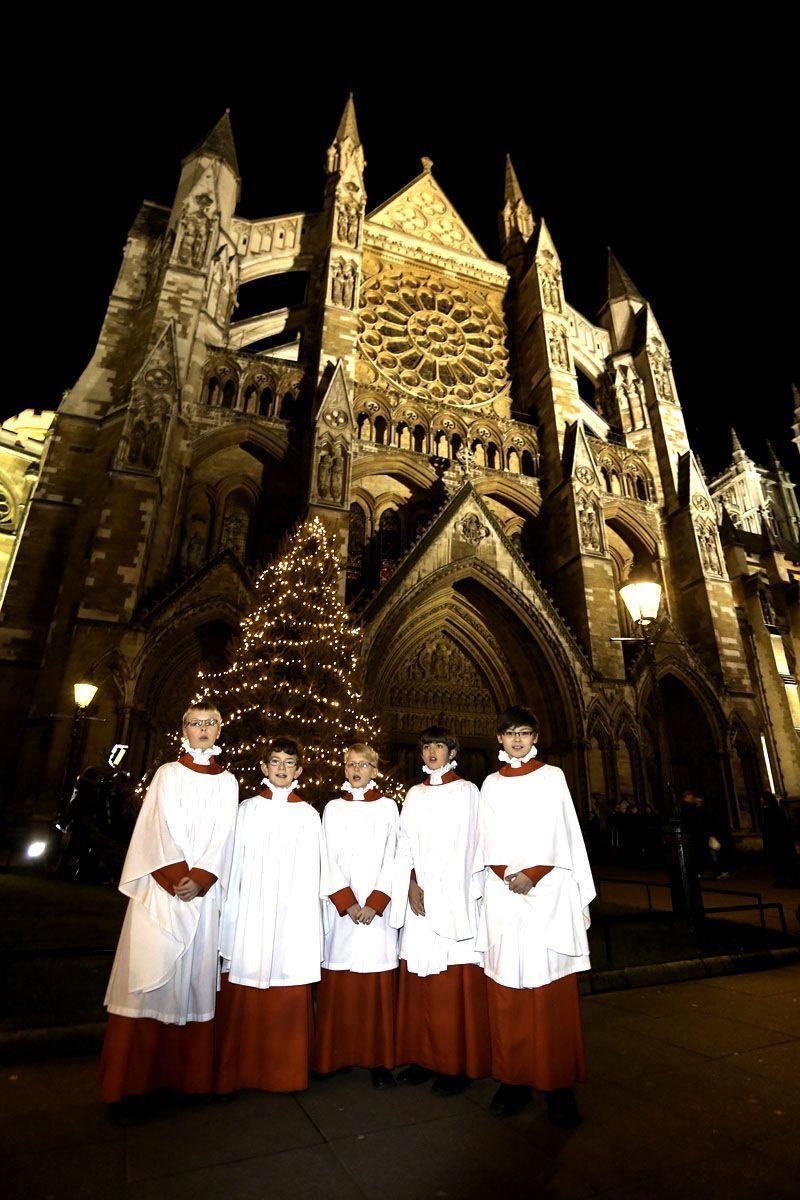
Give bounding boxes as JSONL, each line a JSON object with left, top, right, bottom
{"left": 14, "top": 35, "right": 798, "bottom": 481}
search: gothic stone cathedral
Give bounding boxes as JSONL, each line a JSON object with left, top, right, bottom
{"left": 2, "top": 100, "right": 799, "bottom": 838}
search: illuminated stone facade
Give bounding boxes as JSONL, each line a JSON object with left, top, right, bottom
{"left": 1, "top": 101, "right": 798, "bottom": 835}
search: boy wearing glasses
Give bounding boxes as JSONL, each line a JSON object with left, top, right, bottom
{"left": 392, "top": 726, "right": 491, "bottom": 1095}
{"left": 100, "top": 702, "right": 239, "bottom": 1118}
{"left": 313, "top": 743, "right": 399, "bottom": 1088}
{"left": 477, "top": 706, "right": 595, "bottom": 1125}
{"left": 214, "top": 737, "right": 323, "bottom": 1094}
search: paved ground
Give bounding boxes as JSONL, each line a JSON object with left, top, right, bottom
{"left": 2, "top": 964, "right": 798, "bottom": 1200}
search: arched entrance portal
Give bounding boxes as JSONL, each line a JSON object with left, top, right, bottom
{"left": 365, "top": 568, "right": 584, "bottom": 800}
{"left": 645, "top": 671, "right": 728, "bottom": 830}
{"left": 130, "top": 617, "right": 239, "bottom": 778}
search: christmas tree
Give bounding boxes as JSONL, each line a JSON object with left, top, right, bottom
{"left": 198, "top": 515, "right": 382, "bottom": 808}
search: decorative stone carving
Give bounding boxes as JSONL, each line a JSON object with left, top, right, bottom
{"left": 692, "top": 494, "right": 710, "bottom": 511}
{"left": 457, "top": 512, "right": 489, "bottom": 546}
{"left": 539, "top": 255, "right": 563, "bottom": 312}
{"left": 696, "top": 517, "right": 723, "bottom": 575}
{"left": 358, "top": 257, "right": 510, "bottom": 409}
{"left": 324, "top": 407, "right": 349, "bottom": 428}
{"left": 547, "top": 322, "right": 570, "bottom": 370}
{"left": 576, "top": 491, "right": 603, "bottom": 552}
{"left": 178, "top": 193, "right": 214, "bottom": 269}
{"left": 647, "top": 338, "right": 674, "bottom": 403}
{"left": 576, "top": 466, "right": 595, "bottom": 486}
{"left": 337, "top": 202, "right": 361, "bottom": 246}
{"left": 330, "top": 258, "right": 357, "bottom": 308}
{"left": 386, "top": 634, "right": 495, "bottom": 736}
{"left": 0, "top": 487, "right": 13, "bottom": 529}
{"left": 372, "top": 177, "right": 484, "bottom": 255}
{"left": 316, "top": 448, "right": 333, "bottom": 500}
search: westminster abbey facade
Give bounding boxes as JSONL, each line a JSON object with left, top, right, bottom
{"left": 1, "top": 100, "right": 799, "bottom": 838}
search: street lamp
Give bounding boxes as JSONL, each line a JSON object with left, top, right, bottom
{"left": 60, "top": 680, "right": 98, "bottom": 817}
{"left": 73, "top": 682, "right": 98, "bottom": 709}
{"left": 616, "top": 568, "right": 704, "bottom": 926}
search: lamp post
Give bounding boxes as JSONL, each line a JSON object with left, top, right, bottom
{"left": 59, "top": 681, "right": 98, "bottom": 814}
{"left": 618, "top": 573, "right": 704, "bottom": 927}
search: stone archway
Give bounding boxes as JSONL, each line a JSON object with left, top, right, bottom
{"left": 365, "top": 565, "right": 585, "bottom": 797}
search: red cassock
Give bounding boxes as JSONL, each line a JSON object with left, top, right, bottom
{"left": 99, "top": 754, "right": 234, "bottom": 1103}
{"left": 482, "top": 759, "right": 589, "bottom": 1091}
{"left": 312, "top": 786, "right": 399, "bottom": 1073}
{"left": 393, "top": 770, "right": 492, "bottom": 1078}
{"left": 213, "top": 784, "right": 323, "bottom": 1094}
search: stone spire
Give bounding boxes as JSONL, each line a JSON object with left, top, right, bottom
{"left": 499, "top": 154, "right": 534, "bottom": 270}
{"left": 327, "top": 92, "right": 365, "bottom": 176}
{"left": 765, "top": 439, "right": 783, "bottom": 473}
{"left": 731, "top": 426, "right": 748, "bottom": 463}
{"left": 607, "top": 249, "right": 645, "bottom": 303}
{"left": 183, "top": 110, "right": 240, "bottom": 178}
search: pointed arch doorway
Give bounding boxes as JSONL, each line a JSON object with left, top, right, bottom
{"left": 365, "top": 567, "right": 584, "bottom": 797}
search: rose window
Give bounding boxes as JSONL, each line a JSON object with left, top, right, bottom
{"left": 358, "top": 263, "right": 510, "bottom": 408}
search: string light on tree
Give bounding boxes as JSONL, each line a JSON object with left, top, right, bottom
{"left": 197, "top": 516, "right": 387, "bottom": 808}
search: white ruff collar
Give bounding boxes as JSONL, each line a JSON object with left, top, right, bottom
{"left": 261, "top": 778, "right": 299, "bottom": 803}
{"left": 342, "top": 779, "right": 377, "bottom": 802}
{"left": 498, "top": 746, "right": 538, "bottom": 769}
{"left": 422, "top": 760, "right": 457, "bottom": 786}
{"left": 181, "top": 738, "right": 222, "bottom": 765}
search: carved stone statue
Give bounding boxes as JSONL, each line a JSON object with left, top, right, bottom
{"left": 330, "top": 447, "right": 345, "bottom": 502}
{"left": 317, "top": 449, "right": 333, "bottom": 499}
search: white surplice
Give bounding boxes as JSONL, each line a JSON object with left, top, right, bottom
{"left": 476, "top": 764, "right": 596, "bottom": 989}
{"left": 321, "top": 790, "right": 399, "bottom": 973}
{"left": 219, "top": 789, "right": 324, "bottom": 988}
{"left": 104, "top": 759, "right": 239, "bottom": 1024}
{"left": 390, "top": 777, "right": 484, "bottom": 978}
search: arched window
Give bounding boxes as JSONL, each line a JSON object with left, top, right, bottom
{"left": 413, "top": 424, "right": 426, "bottom": 453}
{"left": 600, "top": 466, "right": 612, "bottom": 492}
{"left": 609, "top": 471, "right": 622, "bottom": 495}
{"left": 521, "top": 450, "right": 535, "bottom": 477}
{"left": 346, "top": 504, "right": 366, "bottom": 590}
{"left": 472, "top": 440, "right": 486, "bottom": 467}
{"left": 397, "top": 422, "right": 412, "bottom": 450}
{"left": 243, "top": 385, "right": 259, "bottom": 414}
{"left": 220, "top": 379, "right": 237, "bottom": 410}
{"left": 636, "top": 476, "right": 648, "bottom": 501}
{"left": 487, "top": 442, "right": 499, "bottom": 468}
{"left": 433, "top": 431, "right": 447, "bottom": 457}
{"left": 451, "top": 433, "right": 462, "bottom": 458}
{"left": 507, "top": 448, "right": 520, "bottom": 474}
{"left": 219, "top": 492, "right": 251, "bottom": 561}
{"left": 357, "top": 412, "right": 372, "bottom": 439}
{"left": 374, "top": 416, "right": 387, "bottom": 446}
{"left": 258, "top": 387, "right": 273, "bottom": 416}
{"left": 204, "top": 376, "right": 220, "bottom": 406}
{"left": 379, "top": 509, "right": 401, "bottom": 584}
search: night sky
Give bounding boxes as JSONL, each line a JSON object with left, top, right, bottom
{"left": 14, "top": 39, "right": 797, "bottom": 482}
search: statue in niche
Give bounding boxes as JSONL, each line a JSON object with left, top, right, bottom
{"left": 579, "top": 505, "right": 601, "bottom": 551}
{"left": 128, "top": 419, "right": 146, "bottom": 466}
{"left": 142, "top": 420, "right": 163, "bottom": 471}
{"left": 180, "top": 521, "right": 207, "bottom": 576}
{"left": 317, "top": 448, "right": 333, "bottom": 500}
{"left": 221, "top": 508, "right": 249, "bottom": 560}
{"left": 330, "top": 447, "right": 345, "bottom": 502}
{"left": 548, "top": 323, "right": 569, "bottom": 369}
{"left": 337, "top": 203, "right": 359, "bottom": 245}
{"left": 331, "top": 259, "right": 356, "bottom": 308}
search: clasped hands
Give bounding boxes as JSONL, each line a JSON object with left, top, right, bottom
{"left": 347, "top": 903, "right": 377, "bottom": 925}
{"left": 506, "top": 872, "right": 534, "bottom": 895}
{"left": 174, "top": 876, "right": 201, "bottom": 902}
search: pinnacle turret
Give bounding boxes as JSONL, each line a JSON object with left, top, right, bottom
{"left": 327, "top": 92, "right": 365, "bottom": 178}
{"left": 336, "top": 92, "right": 361, "bottom": 146}
{"left": 499, "top": 154, "right": 534, "bottom": 266}
{"left": 607, "top": 249, "right": 645, "bottom": 303}
{"left": 183, "top": 110, "right": 239, "bottom": 178}
{"left": 731, "top": 427, "right": 747, "bottom": 462}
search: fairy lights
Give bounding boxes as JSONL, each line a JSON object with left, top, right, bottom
{"left": 195, "top": 516, "right": 384, "bottom": 809}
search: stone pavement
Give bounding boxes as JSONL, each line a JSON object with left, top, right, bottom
{"left": 2, "top": 964, "right": 798, "bottom": 1200}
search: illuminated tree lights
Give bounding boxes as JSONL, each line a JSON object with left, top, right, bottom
{"left": 196, "top": 516, "right": 383, "bottom": 809}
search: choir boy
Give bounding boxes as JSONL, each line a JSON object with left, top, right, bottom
{"left": 477, "top": 706, "right": 595, "bottom": 1124}
{"left": 214, "top": 737, "right": 323, "bottom": 1094}
{"left": 99, "top": 701, "right": 239, "bottom": 1118}
{"left": 391, "top": 726, "right": 491, "bottom": 1094}
{"left": 313, "top": 743, "right": 399, "bottom": 1087}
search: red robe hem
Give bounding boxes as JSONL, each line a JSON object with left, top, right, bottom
{"left": 486, "top": 973, "right": 587, "bottom": 1091}
{"left": 396, "top": 961, "right": 491, "bottom": 1078}
{"left": 312, "top": 967, "right": 397, "bottom": 1072}
{"left": 99, "top": 1013, "right": 214, "bottom": 1103}
{"left": 214, "top": 973, "right": 313, "bottom": 1093}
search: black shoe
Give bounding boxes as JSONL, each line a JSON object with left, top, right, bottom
{"left": 545, "top": 1088, "right": 581, "bottom": 1127}
{"left": 396, "top": 1063, "right": 434, "bottom": 1086}
{"left": 371, "top": 1067, "right": 397, "bottom": 1089}
{"left": 490, "top": 1083, "right": 532, "bottom": 1117}
{"left": 432, "top": 1073, "right": 470, "bottom": 1096}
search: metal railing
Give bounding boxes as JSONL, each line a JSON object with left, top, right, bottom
{"left": 595, "top": 875, "right": 789, "bottom": 935}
